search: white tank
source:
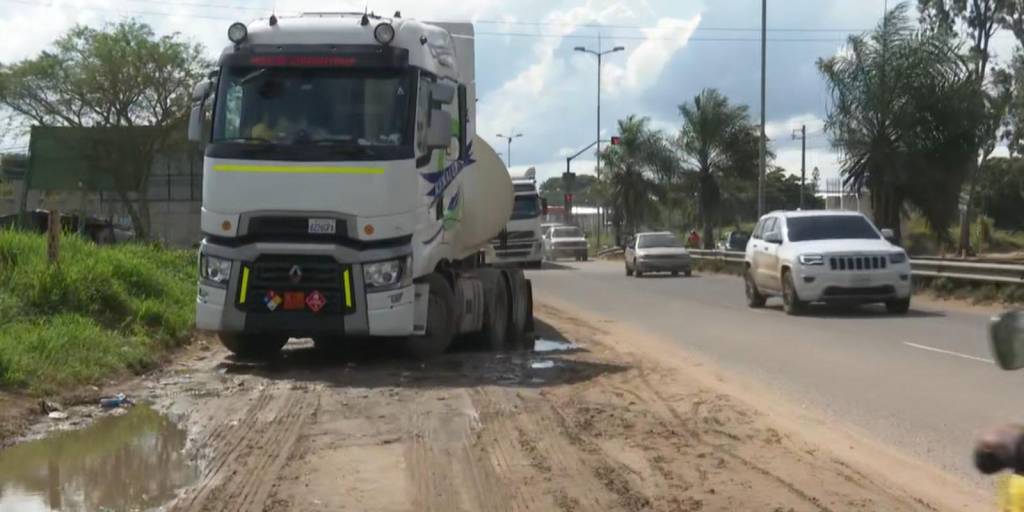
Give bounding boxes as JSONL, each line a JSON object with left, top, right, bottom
{"left": 453, "top": 135, "right": 513, "bottom": 258}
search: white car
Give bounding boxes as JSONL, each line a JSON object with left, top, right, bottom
{"left": 543, "top": 226, "right": 589, "bottom": 261}
{"left": 744, "top": 210, "right": 912, "bottom": 315}
{"left": 624, "top": 231, "right": 692, "bottom": 277}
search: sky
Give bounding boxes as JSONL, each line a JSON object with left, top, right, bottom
{"left": 0, "top": 0, "right": 1021, "bottom": 185}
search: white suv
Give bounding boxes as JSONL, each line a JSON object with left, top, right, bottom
{"left": 743, "top": 210, "right": 912, "bottom": 315}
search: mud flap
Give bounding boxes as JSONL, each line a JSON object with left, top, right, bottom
{"left": 412, "top": 282, "right": 429, "bottom": 335}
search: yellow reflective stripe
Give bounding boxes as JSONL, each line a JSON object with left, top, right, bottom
{"left": 239, "top": 267, "right": 250, "bottom": 303}
{"left": 213, "top": 164, "right": 384, "bottom": 175}
{"left": 343, "top": 269, "right": 353, "bottom": 308}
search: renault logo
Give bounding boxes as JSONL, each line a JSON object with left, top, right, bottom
{"left": 288, "top": 265, "right": 303, "bottom": 284}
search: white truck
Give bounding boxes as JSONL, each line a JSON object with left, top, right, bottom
{"left": 490, "top": 169, "right": 545, "bottom": 268}
{"left": 187, "top": 13, "right": 533, "bottom": 358}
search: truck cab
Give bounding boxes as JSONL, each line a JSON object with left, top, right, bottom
{"left": 491, "top": 174, "right": 544, "bottom": 268}
{"left": 188, "top": 14, "right": 532, "bottom": 357}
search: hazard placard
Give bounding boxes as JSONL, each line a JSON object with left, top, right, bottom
{"left": 305, "top": 291, "right": 326, "bottom": 313}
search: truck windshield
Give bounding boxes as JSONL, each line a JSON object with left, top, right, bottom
{"left": 212, "top": 66, "right": 415, "bottom": 156}
{"left": 510, "top": 195, "right": 541, "bottom": 220}
{"left": 786, "top": 215, "right": 881, "bottom": 242}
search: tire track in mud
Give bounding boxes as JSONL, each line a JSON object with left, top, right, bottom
{"left": 169, "top": 387, "right": 317, "bottom": 512}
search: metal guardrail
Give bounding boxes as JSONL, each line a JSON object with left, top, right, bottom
{"left": 688, "top": 249, "right": 1024, "bottom": 285}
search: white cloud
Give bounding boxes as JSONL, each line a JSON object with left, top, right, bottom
{"left": 602, "top": 16, "right": 700, "bottom": 95}
{"left": 763, "top": 113, "right": 823, "bottom": 142}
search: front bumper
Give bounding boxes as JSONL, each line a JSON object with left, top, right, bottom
{"left": 791, "top": 264, "right": 912, "bottom": 302}
{"left": 492, "top": 240, "right": 543, "bottom": 263}
{"left": 636, "top": 257, "right": 691, "bottom": 273}
{"left": 195, "top": 239, "right": 415, "bottom": 337}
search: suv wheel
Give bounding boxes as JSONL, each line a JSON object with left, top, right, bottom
{"left": 782, "top": 270, "right": 806, "bottom": 315}
{"left": 745, "top": 268, "right": 766, "bottom": 308}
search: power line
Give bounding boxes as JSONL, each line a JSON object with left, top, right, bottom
{"left": 476, "top": 31, "right": 845, "bottom": 43}
{"left": 475, "top": 19, "right": 870, "bottom": 33}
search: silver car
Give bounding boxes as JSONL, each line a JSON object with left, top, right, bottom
{"left": 624, "top": 232, "right": 692, "bottom": 277}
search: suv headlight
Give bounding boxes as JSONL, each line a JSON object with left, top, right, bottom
{"left": 363, "top": 257, "right": 411, "bottom": 290}
{"left": 199, "top": 254, "right": 232, "bottom": 286}
{"left": 798, "top": 254, "right": 824, "bottom": 266}
{"left": 889, "top": 251, "right": 908, "bottom": 264}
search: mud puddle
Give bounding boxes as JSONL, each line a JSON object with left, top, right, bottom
{"left": 533, "top": 337, "right": 579, "bottom": 352}
{"left": 0, "top": 405, "right": 198, "bottom": 512}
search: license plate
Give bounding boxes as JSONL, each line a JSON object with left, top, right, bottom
{"left": 308, "top": 218, "right": 336, "bottom": 234}
{"left": 850, "top": 274, "right": 872, "bottom": 286}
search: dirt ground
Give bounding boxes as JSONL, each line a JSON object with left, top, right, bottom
{"left": 14, "top": 298, "right": 988, "bottom": 511}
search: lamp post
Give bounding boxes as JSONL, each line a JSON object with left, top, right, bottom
{"left": 496, "top": 132, "right": 522, "bottom": 169}
{"left": 574, "top": 40, "right": 624, "bottom": 248}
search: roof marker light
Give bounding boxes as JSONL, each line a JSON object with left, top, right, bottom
{"left": 374, "top": 23, "right": 395, "bottom": 45}
{"left": 228, "top": 22, "right": 247, "bottom": 44}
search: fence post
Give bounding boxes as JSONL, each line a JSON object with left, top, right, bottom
{"left": 47, "top": 209, "right": 60, "bottom": 265}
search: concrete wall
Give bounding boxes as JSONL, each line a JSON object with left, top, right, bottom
{"left": 1, "top": 148, "right": 204, "bottom": 248}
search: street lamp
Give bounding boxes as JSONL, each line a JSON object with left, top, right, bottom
{"left": 496, "top": 132, "right": 523, "bottom": 168}
{"left": 573, "top": 43, "right": 624, "bottom": 179}
{"left": 575, "top": 41, "right": 624, "bottom": 249}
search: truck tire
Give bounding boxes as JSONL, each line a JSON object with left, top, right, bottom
{"left": 478, "top": 273, "right": 511, "bottom": 351}
{"left": 507, "top": 272, "right": 529, "bottom": 350}
{"left": 406, "top": 273, "right": 456, "bottom": 359}
{"left": 219, "top": 333, "right": 288, "bottom": 360}
{"left": 522, "top": 279, "right": 536, "bottom": 351}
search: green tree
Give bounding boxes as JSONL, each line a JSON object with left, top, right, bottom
{"left": 919, "top": 0, "right": 1014, "bottom": 254}
{"left": 976, "top": 157, "right": 1024, "bottom": 229}
{"left": 0, "top": 20, "right": 208, "bottom": 237}
{"left": 675, "top": 89, "right": 758, "bottom": 248}
{"left": 818, "top": 4, "right": 984, "bottom": 242}
{"left": 599, "top": 115, "right": 670, "bottom": 242}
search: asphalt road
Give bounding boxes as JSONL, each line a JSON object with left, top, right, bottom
{"left": 528, "top": 259, "right": 1023, "bottom": 488}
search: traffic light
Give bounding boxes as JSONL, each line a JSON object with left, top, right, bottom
{"left": 610, "top": 136, "right": 621, "bottom": 146}
{"left": 564, "top": 193, "right": 574, "bottom": 204}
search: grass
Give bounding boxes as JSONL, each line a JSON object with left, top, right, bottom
{"left": 904, "top": 215, "right": 1024, "bottom": 256}
{"left": 0, "top": 230, "right": 195, "bottom": 394}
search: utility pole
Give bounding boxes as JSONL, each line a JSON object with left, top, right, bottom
{"left": 496, "top": 132, "right": 522, "bottom": 169}
{"left": 792, "top": 124, "right": 806, "bottom": 209}
{"left": 574, "top": 39, "right": 625, "bottom": 248}
{"left": 757, "top": 0, "right": 767, "bottom": 217}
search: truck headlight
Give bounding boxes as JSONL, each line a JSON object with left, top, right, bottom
{"left": 199, "top": 254, "right": 232, "bottom": 286}
{"left": 364, "top": 257, "right": 410, "bottom": 290}
{"left": 798, "top": 254, "right": 824, "bottom": 266}
{"left": 889, "top": 251, "right": 908, "bottom": 264}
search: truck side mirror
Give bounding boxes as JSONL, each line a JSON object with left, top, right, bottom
{"left": 880, "top": 228, "right": 898, "bottom": 245}
{"left": 431, "top": 82, "right": 456, "bottom": 105}
{"left": 992, "top": 311, "right": 1024, "bottom": 370}
{"left": 426, "top": 110, "right": 453, "bottom": 149}
{"left": 541, "top": 197, "right": 549, "bottom": 215}
{"left": 187, "top": 80, "right": 214, "bottom": 143}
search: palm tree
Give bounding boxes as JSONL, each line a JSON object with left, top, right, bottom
{"left": 599, "top": 115, "right": 670, "bottom": 243}
{"left": 676, "top": 89, "right": 758, "bottom": 248}
{"left": 818, "top": 4, "right": 984, "bottom": 243}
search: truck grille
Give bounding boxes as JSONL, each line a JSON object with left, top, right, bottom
{"left": 252, "top": 256, "right": 341, "bottom": 288}
{"left": 239, "top": 255, "right": 352, "bottom": 314}
{"left": 829, "top": 255, "right": 887, "bottom": 271}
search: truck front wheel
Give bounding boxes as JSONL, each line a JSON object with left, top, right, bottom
{"left": 406, "top": 273, "right": 456, "bottom": 359}
{"left": 219, "top": 333, "right": 288, "bottom": 360}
